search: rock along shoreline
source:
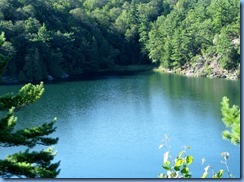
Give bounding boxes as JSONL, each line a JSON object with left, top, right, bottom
{"left": 154, "top": 61, "right": 240, "bottom": 80}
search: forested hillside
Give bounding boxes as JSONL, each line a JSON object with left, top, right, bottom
{"left": 0, "top": 0, "right": 240, "bottom": 82}
{"left": 145, "top": 0, "right": 240, "bottom": 79}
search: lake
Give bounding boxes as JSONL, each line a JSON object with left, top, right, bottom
{"left": 0, "top": 71, "right": 240, "bottom": 178}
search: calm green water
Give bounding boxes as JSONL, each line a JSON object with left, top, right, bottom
{"left": 0, "top": 72, "right": 240, "bottom": 178}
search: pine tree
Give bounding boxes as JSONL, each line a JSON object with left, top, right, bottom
{"left": 0, "top": 33, "right": 60, "bottom": 178}
{"left": 0, "top": 33, "right": 8, "bottom": 76}
{"left": 23, "top": 48, "right": 48, "bottom": 82}
{"left": 221, "top": 96, "right": 240, "bottom": 145}
{"left": 83, "top": 37, "right": 100, "bottom": 72}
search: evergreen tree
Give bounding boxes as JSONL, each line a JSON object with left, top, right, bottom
{"left": 0, "top": 33, "right": 60, "bottom": 178}
{"left": 145, "top": 0, "right": 239, "bottom": 75}
{"left": 0, "top": 0, "right": 240, "bottom": 80}
{"left": 83, "top": 37, "right": 100, "bottom": 72}
{"left": 22, "top": 48, "right": 48, "bottom": 82}
{"left": 220, "top": 96, "right": 240, "bottom": 145}
{"left": 0, "top": 32, "right": 8, "bottom": 76}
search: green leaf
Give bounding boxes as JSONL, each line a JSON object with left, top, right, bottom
{"left": 175, "top": 158, "right": 184, "bottom": 167}
{"left": 185, "top": 156, "right": 193, "bottom": 165}
{"left": 174, "top": 166, "right": 180, "bottom": 171}
{"left": 215, "top": 169, "right": 224, "bottom": 178}
{"left": 201, "top": 172, "right": 208, "bottom": 178}
{"left": 170, "top": 171, "right": 178, "bottom": 178}
{"left": 162, "top": 164, "right": 171, "bottom": 171}
{"left": 164, "top": 160, "right": 170, "bottom": 165}
{"left": 181, "top": 167, "right": 189, "bottom": 174}
{"left": 184, "top": 174, "right": 192, "bottom": 178}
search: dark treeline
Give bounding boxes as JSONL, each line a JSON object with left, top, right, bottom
{"left": 0, "top": 0, "right": 240, "bottom": 82}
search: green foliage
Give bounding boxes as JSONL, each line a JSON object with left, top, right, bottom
{"left": 0, "top": 83, "right": 60, "bottom": 178}
{"left": 159, "top": 136, "right": 232, "bottom": 178}
{"left": 201, "top": 165, "right": 225, "bottom": 178}
{"left": 221, "top": 96, "right": 240, "bottom": 145}
{"left": 159, "top": 145, "right": 193, "bottom": 178}
{"left": 0, "top": 108, "right": 58, "bottom": 148}
{"left": 159, "top": 97, "right": 239, "bottom": 178}
{"left": 0, "top": 0, "right": 240, "bottom": 81}
{"left": 0, "top": 35, "right": 60, "bottom": 178}
{"left": 0, "top": 32, "right": 9, "bottom": 76}
{"left": 145, "top": 0, "right": 239, "bottom": 74}
{"left": 0, "top": 0, "right": 158, "bottom": 82}
{"left": 0, "top": 82, "right": 44, "bottom": 110}
{"left": 1, "top": 147, "right": 60, "bottom": 178}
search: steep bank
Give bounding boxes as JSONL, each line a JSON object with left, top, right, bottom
{"left": 154, "top": 58, "right": 240, "bottom": 80}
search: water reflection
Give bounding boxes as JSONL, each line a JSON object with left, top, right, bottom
{"left": 0, "top": 72, "right": 240, "bottom": 178}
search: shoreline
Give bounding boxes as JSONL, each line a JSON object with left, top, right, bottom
{"left": 0, "top": 64, "right": 154, "bottom": 85}
{"left": 98, "top": 64, "right": 154, "bottom": 73}
{"left": 1, "top": 63, "right": 240, "bottom": 85}
{"left": 153, "top": 63, "right": 240, "bottom": 81}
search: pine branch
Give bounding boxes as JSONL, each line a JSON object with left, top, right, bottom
{"left": 0, "top": 148, "right": 60, "bottom": 178}
{"left": 0, "top": 119, "right": 58, "bottom": 148}
{"left": 0, "top": 82, "right": 44, "bottom": 111}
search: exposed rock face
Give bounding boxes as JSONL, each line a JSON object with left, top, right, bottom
{"left": 156, "top": 56, "right": 240, "bottom": 80}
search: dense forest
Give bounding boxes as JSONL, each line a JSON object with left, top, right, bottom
{"left": 0, "top": 0, "right": 240, "bottom": 82}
